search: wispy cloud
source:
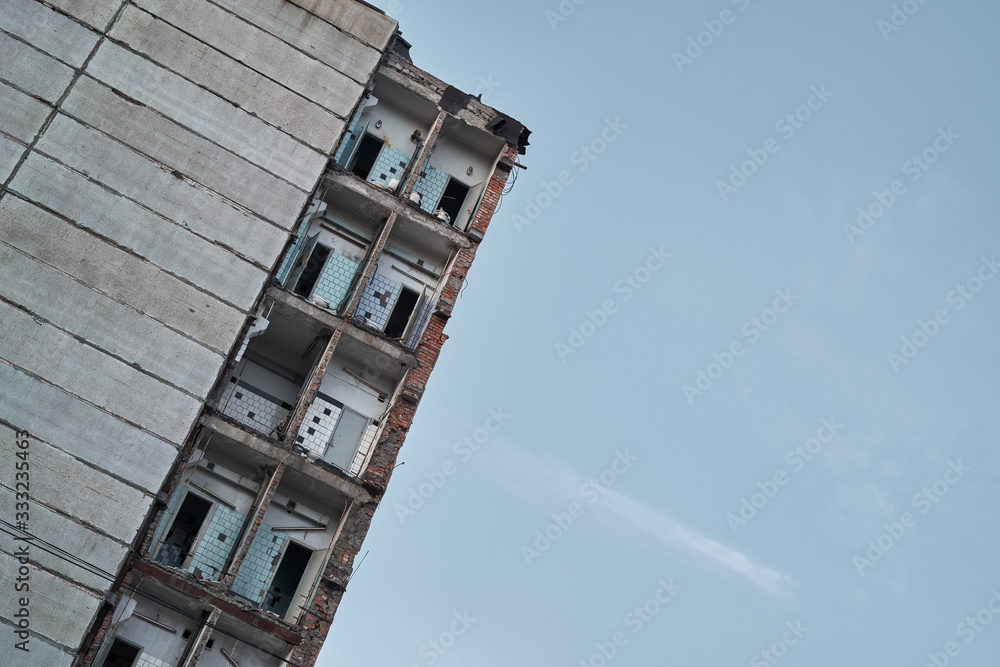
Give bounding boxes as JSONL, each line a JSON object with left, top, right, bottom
{"left": 493, "top": 443, "right": 792, "bottom": 594}
{"left": 598, "top": 487, "right": 792, "bottom": 595}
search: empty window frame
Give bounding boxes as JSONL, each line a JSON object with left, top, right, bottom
{"left": 349, "top": 134, "right": 384, "bottom": 181}
{"left": 384, "top": 286, "right": 420, "bottom": 339}
{"left": 292, "top": 243, "right": 331, "bottom": 298}
{"left": 155, "top": 493, "right": 213, "bottom": 569}
{"left": 99, "top": 638, "right": 141, "bottom": 667}
{"left": 437, "top": 177, "right": 470, "bottom": 224}
{"left": 262, "top": 541, "right": 313, "bottom": 618}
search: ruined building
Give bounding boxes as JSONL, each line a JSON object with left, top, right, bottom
{"left": 0, "top": 1, "right": 528, "bottom": 665}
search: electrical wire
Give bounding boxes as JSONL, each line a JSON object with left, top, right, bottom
{"left": 0, "top": 520, "right": 303, "bottom": 666}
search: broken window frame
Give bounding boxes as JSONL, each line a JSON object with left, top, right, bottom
{"left": 154, "top": 490, "right": 217, "bottom": 574}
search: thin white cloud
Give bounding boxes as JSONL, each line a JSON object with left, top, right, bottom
{"left": 599, "top": 487, "right": 792, "bottom": 595}
{"left": 494, "top": 443, "right": 792, "bottom": 594}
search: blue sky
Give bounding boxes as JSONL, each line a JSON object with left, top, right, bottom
{"left": 321, "top": 1, "right": 1000, "bottom": 666}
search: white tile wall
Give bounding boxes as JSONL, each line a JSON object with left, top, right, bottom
{"left": 213, "top": 377, "right": 292, "bottom": 436}
{"left": 136, "top": 652, "right": 175, "bottom": 667}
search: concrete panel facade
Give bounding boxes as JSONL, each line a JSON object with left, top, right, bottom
{"left": 0, "top": 0, "right": 396, "bottom": 659}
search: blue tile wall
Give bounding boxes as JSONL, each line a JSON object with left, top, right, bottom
{"left": 312, "top": 252, "right": 360, "bottom": 310}
{"left": 368, "top": 146, "right": 411, "bottom": 188}
{"left": 412, "top": 166, "right": 450, "bottom": 213}
{"left": 405, "top": 299, "right": 435, "bottom": 349}
{"left": 231, "top": 524, "right": 288, "bottom": 605}
{"left": 275, "top": 217, "right": 309, "bottom": 285}
{"left": 188, "top": 504, "right": 245, "bottom": 581}
{"left": 356, "top": 272, "right": 401, "bottom": 331}
{"left": 333, "top": 104, "right": 367, "bottom": 168}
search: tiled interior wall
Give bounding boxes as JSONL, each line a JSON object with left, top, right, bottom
{"left": 295, "top": 392, "right": 378, "bottom": 477}
{"left": 187, "top": 504, "right": 245, "bottom": 581}
{"left": 213, "top": 377, "right": 292, "bottom": 436}
{"left": 136, "top": 653, "right": 175, "bottom": 667}
{"left": 230, "top": 524, "right": 288, "bottom": 605}
{"left": 356, "top": 272, "right": 401, "bottom": 331}
{"left": 312, "top": 252, "right": 360, "bottom": 310}
{"left": 412, "top": 165, "right": 450, "bottom": 214}
{"left": 348, "top": 422, "right": 381, "bottom": 477}
{"left": 295, "top": 391, "right": 344, "bottom": 455}
{"left": 404, "top": 299, "right": 435, "bottom": 350}
{"left": 368, "top": 146, "right": 411, "bottom": 188}
{"left": 333, "top": 104, "right": 367, "bottom": 168}
{"left": 275, "top": 217, "right": 310, "bottom": 285}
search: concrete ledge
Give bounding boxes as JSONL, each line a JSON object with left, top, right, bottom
{"left": 322, "top": 170, "right": 471, "bottom": 250}
{"left": 133, "top": 560, "right": 302, "bottom": 644}
{"left": 268, "top": 286, "right": 419, "bottom": 368}
{"left": 199, "top": 413, "right": 375, "bottom": 504}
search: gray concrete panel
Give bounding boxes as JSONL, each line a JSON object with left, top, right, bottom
{"left": 0, "top": 363, "right": 177, "bottom": 494}
{"left": 0, "top": 424, "right": 151, "bottom": 545}
{"left": 0, "top": 547, "right": 102, "bottom": 653}
{"left": 86, "top": 40, "right": 327, "bottom": 190}
{"left": 42, "top": 0, "right": 122, "bottom": 31}
{"left": 288, "top": 0, "right": 397, "bottom": 50}
{"left": 0, "top": 0, "right": 100, "bottom": 67}
{"left": 0, "top": 618, "right": 74, "bottom": 666}
{"left": 64, "top": 76, "right": 309, "bottom": 222}
{"left": 109, "top": 6, "right": 344, "bottom": 153}
{"left": 0, "top": 484, "right": 128, "bottom": 592}
{"left": 210, "top": 0, "right": 382, "bottom": 85}
{"left": 0, "top": 32, "right": 74, "bottom": 103}
{"left": 0, "top": 81, "right": 51, "bottom": 144}
{"left": 0, "top": 244, "right": 223, "bottom": 397}
{"left": 0, "top": 195, "right": 245, "bottom": 354}
{"left": 0, "top": 300, "right": 202, "bottom": 443}
{"left": 32, "top": 114, "right": 294, "bottom": 265}
{"left": 0, "top": 134, "right": 26, "bottom": 183}
{"left": 11, "top": 153, "right": 270, "bottom": 308}
{"left": 135, "top": 0, "right": 362, "bottom": 118}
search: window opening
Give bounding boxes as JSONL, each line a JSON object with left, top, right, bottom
{"left": 293, "top": 244, "right": 331, "bottom": 298}
{"left": 263, "top": 542, "right": 312, "bottom": 618}
{"left": 349, "top": 134, "right": 384, "bottom": 180}
{"left": 384, "top": 287, "right": 419, "bottom": 339}
{"left": 156, "top": 493, "right": 212, "bottom": 569}
{"left": 100, "top": 638, "right": 141, "bottom": 667}
{"left": 438, "top": 178, "right": 470, "bottom": 224}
